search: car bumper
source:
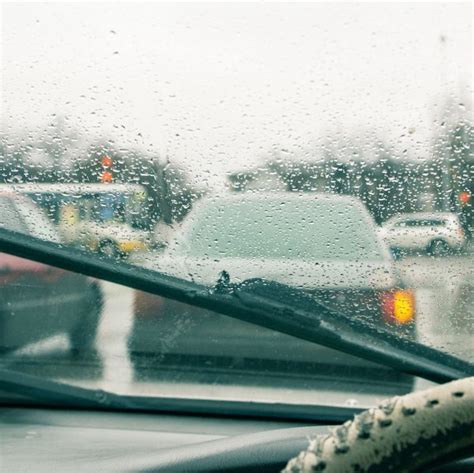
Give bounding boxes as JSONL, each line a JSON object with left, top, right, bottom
{"left": 127, "top": 292, "right": 416, "bottom": 393}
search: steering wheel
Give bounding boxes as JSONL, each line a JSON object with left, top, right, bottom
{"left": 283, "top": 377, "right": 474, "bottom": 473}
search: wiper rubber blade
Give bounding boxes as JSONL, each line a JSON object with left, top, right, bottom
{"left": 0, "top": 229, "right": 472, "bottom": 384}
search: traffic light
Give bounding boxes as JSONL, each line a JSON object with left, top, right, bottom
{"left": 100, "top": 171, "right": 113, "bottom": 183}
{"left": 100, "top": 155, "right": 113, "bottom": 182}
{"left": 101, "top": 155, "right": 113, "bottom": 168}
{"left": 458, "top": 191, "right": 471, "bottom": 206}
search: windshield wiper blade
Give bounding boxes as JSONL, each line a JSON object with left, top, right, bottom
{"left": 0, "top": 368, "right": 362, "bottom": 422}
{"left": 0, "top": 228, "right": 472, "bottom": 384}
{"left": 0, "top": 367, "right": 132, "bottom": 410}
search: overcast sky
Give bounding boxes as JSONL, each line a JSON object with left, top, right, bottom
{"left": 1, "top": 2, "right": 472, "bottom": 186}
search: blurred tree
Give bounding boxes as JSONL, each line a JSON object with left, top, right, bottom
{"left": 229, "top": 137, "right": 424, "bottom": 224}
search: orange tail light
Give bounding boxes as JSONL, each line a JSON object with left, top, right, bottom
{"left": 381, "top": 289, "right": 415, "bottom": 325}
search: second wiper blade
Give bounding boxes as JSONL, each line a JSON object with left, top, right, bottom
{"left": 0, "top": 228, "right": 472, "bottom": 384}
{"left": 0, "top": 368, "right": 362, "bottom": 422}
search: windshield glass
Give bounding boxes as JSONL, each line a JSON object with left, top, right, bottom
{"left": 0, "top": 2, "right": 472, "bottom": 412}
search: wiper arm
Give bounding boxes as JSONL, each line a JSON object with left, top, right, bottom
{"left": 0, "top": 228, "right": 472, "bottom": 384}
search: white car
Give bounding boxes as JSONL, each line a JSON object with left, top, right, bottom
{"left": 380, "top": 212, "right": 466, "bottom": 255}
{"left": 129, "top": 193, "right": 417, "bottom": 380}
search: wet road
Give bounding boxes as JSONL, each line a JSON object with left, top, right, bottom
{"left": 2, "top": 253, "right": 473, "bottom": 405}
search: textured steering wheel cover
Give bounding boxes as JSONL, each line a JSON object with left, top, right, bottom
{"left": 283, "top": 377, "right": 474, "bottom": 473}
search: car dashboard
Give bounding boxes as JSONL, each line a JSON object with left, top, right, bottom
{"left": 1, "top": 406, "right": 472, "bottom": 473}
{"left": 1, "top": 406, "right": 317, "bottom": 472}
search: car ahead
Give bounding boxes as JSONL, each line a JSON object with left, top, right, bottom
{"left": 0, "top": 192, "right": 102, "bottom": 355}
{"left": 380, "top": 212, "right": 466, "bottom": 256}
{"left": 128, "top": 193, "right": 416, "bottom": 387}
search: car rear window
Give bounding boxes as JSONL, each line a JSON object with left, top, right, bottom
{"left": 185, "top": 197, "right": 385, "bottom": 261}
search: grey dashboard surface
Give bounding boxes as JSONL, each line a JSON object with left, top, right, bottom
{"left": 0, "top": 407, "right": 323, "bottom": 472}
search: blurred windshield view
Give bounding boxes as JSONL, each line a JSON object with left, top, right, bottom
{"left": 0, "top": 3, "right": 472, "bottom": 407}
